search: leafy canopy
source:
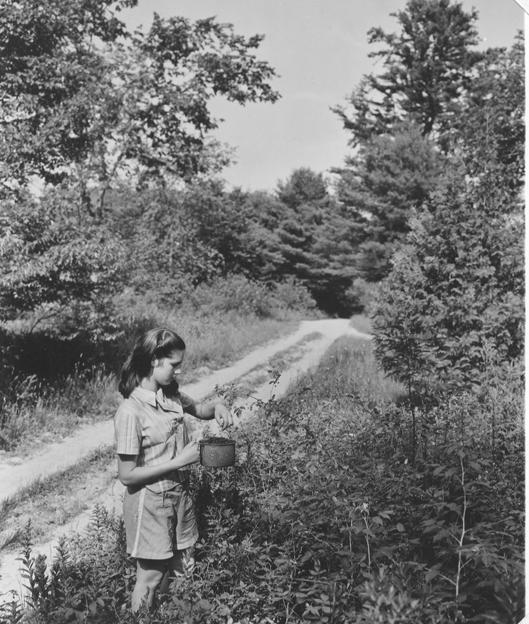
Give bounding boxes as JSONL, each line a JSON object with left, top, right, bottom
{"left": 0, "top": 0, "right": 279, "bottom": 214}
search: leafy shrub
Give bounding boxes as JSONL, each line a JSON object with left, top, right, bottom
{"left": 185, "top": 274, "right": 276, "bottom": 318}
{"left": 183, "top": 274, "right": 316, "bottom": 319}
{"left": 0, "top": 511, "right": 133, "bottom": 624}
{"left": 0, "top": 200, "right": 126, "bottom": 338}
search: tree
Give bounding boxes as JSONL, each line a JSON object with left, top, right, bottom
{"left": 369, "top": 38, "right": 524, "bottom": 394}
{"left": 179, "top": 182, "right": 261, "bottom": 277}
{"left": 372, "top": 168, "right": 523, "bottom": 398}
{"left": 446, "top": 35, "right": 524, "bottom": 200}
{"left": 332, "top": 4, "right": 522, "bottom": 292}
{"left": 276, "top": 167, "right": 328, "bottom": 209}
{"left": 0, "top": 0, "right": 133, "bottom": 193}
{"left": 101, "top": 184, "right": 224, "bottom": 302}
{"left": 0, "top": 197, "right": 125, "bottom": 336}
{"left": 334, "top": 122, "right": 442, "bottom": 281}
{"left": 333, "top": 0, "right": 481, "bottom": 143}
{"left": 224, "top": 189, "right": 287, "bottom": 280}
{"left": 303, "top": 204, "right": 360, "bottom": 315}
{"left": 330, "top": 0, "right": 484, "bottom": 289}
{"left": 0, "top": 0, "right": 279, "bottom": 215}
{"left": 243, "top": 169, "right": 359, "bottom": 315}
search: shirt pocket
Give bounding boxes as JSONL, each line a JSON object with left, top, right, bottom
{"left": 142, "top": 413, "right": 178, "bottom": 448}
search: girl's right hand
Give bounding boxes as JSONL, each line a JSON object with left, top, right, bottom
{"left": 175, "top": 440, "right": 200, "bottom": 467}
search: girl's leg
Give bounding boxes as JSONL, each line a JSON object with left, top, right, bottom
{"left": 131, "top": 558, "right": 169, "bottom": 612}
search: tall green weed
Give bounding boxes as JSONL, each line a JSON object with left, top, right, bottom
{"left": 0, "top": 368, "right": 117, "bottom": 452}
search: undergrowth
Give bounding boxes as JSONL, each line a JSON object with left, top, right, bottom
{"left": 0, "top": 283, "right": 312, "bottom": 453}
{"left": 0, "top": 335, "right": 522, "bottom": 623}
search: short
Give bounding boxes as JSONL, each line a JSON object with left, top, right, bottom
{"left": 123, "top": 485, "right": 198, "bottom": 560}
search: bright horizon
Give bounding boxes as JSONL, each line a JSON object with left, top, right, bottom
{"left": 121, "top": 0, "right": 524, "bottom": 192}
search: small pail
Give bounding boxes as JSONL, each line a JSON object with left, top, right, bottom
{"left": 199, "top": 437, "right": 235, "bottom": 467}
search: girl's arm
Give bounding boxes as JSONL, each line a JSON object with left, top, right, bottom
{"left": 117, "top": 441, "right": 199, "bottom": 487}
{"left": 180, "top": 392, "right": 233, "bottom": 428}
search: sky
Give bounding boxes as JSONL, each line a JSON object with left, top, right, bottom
{"left": 120, "top": 1, "right": 524, "bottom": 192}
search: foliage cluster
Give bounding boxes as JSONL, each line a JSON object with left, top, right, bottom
{"left": 0, "top": 0, "right": 279, "bottom": 202}
{"left": 0, "top": 0, "right": 358, "bottom": 343}
{"left": 333, "top": 0, "right": 523, "bottom": 291}
{"left": 330, "top": 0, "right": 524, "bottom": 406}
{"left": 372, "top": 172, "right": 523, "bottom": 401}
{"left": 0, "top": 0, "right": 280, "bottom": 333}
{"left": 1, "top": 336, "right": 522, "bottom": 623}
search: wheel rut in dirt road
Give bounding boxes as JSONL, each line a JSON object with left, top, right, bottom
{"left": 0, "top": 319, "right": 370, "bottom": 599}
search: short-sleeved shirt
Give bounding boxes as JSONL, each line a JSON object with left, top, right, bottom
{"left": 114, "top": 386, "right": 192, "bottom": 493}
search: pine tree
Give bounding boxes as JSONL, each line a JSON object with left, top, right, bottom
{"left": 333, "top": 0, "right": 481, "bottom": 142}
{"left": 335, "top": 122, "right": 441, "bottom": 281}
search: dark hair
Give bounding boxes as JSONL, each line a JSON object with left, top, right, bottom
{"left": 119, "top": 328, "right": 186, "bottom": 398}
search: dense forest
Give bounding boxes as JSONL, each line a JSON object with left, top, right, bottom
{"left": 0, "top": 0, "right": 524, "bottom": 622}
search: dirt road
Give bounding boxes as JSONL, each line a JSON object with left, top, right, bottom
{"left": 0, "top": 318, "right": 370, "bottom": 600}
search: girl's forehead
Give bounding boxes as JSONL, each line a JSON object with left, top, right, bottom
{"left": 166, "top": 349, "right": 185, "bottom": 361}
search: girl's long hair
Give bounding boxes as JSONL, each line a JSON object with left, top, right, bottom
{"left": 119, "top": 328, "right": 186, "bottom": 398}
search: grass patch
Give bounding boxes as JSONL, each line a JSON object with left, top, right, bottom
{"left": 266, "top": 331, "right": 322, "bottom": 372}
{"left": 178, "top": 313, "right": 302, "bottom": 374}
{"left": 0, "top": 372, "right": 120, "bottom": 458}
{"left": 308, "top": 333, "right": 402, "bottom": 403}
{"left": 210, "top": 331, "right": 325, "bottom": 407}
{"left": 0, "top": 446, "right": 115, "bottom": 553}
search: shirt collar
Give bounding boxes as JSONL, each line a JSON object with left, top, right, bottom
{"left": 131, "top": 386, "right": 157, "bottom": 407}
{"left": 130, "top": 386, "right": 182, "bottom": 413}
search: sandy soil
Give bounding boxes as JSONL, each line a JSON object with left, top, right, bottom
{"left": 0, "top": 318, "right": 370, "bottom": 600}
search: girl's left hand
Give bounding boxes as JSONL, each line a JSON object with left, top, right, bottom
{"left": 214, "top": 403, "right": 233, "bottom": 430}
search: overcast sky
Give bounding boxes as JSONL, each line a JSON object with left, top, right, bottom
{"left": 121, "top": 1, "right": 524, "bottom": 192}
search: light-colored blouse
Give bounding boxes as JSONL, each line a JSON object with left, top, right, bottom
{"left": 114, "top": 386, "right": 191, "bottom": 493}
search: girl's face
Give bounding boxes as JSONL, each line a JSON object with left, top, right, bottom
{"left": 152, "top": 349, "right": 185, "bottom": 387}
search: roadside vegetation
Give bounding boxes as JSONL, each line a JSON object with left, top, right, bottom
{"left": 1, "top": 335, "right": 521, "bottom": 623}
{"left": 0, "top": 274, "right": 316, "bottom": 454}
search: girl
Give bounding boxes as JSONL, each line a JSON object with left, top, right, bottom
{"left": 114, "top": 327, "right": 232, "bottom": 611}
